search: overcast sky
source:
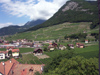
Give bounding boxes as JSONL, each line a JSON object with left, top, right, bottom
{"left": 0, "top": 0, "right": 68, "bottom": 28}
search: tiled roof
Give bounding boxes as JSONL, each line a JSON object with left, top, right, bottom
{"left": 12, "top": 49, "right": 19, "bottom": 52}
{"left": 0, "top": 51, "right": 8, "bottom": 54}
{"left": 0, "top": 58, "right": 44, "bottom": 75}
{"left": 13, "top": 64, "right": 44, "bottom": 75}
{"left": 0, "top": 61, "right": 13, "bottom": 75}
{"left": 59, "top": 45, "right": 64, "bottom": 47}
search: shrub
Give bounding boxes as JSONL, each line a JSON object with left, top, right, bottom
{"left": 45, "top": 56, "right": 99, "bottom": 75}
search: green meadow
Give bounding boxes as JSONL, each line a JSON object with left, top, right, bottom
{"left": 16, "top": 44, "right": 98, "bottom": 64}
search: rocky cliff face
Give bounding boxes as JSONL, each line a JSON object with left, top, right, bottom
{"left": 62, "top": 2, "right": 78, "bottom": 11}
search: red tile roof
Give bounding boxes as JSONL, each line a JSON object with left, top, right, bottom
{"left": 0, "top": 58, "right": 44, "bottom": 75}
{"left": 13, "top": 64, "right": 44, "bottom": 75}
{"left": 12, "top": 49, "right": 19, "bottom": 52}
{"left": 0, "top": 61, "right": 13, "bottom": 75}
{"left": 21, "top": 68, "right": 27, "bottom": 75}
{"left": 0, "top": 51, "right": 8, "bottom": 54}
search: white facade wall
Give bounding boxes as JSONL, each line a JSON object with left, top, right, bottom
{"left": 0, "top": 53, "right": 5, "bottom": 60}
{"left": 12, "top": 53, "right": 19, "bottom": 57}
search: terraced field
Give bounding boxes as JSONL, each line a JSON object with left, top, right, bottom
{"left": 5, "top": 22, "right": 99, "bottom": 41}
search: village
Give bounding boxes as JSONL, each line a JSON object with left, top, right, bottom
{"left": 0, "top": 38, "right": 88, "bottom": 59}
{"left": 0, "top": 38, "right": 98, "bottom": 75}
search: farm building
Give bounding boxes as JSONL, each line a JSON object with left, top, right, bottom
{"left": 67, "top": 44, "right": 74, "bottom": 49}
{"left": 76, "top": 43, "right": 85, "bottom": 48}
{"left": 33, "top": 48, "right": 43, "bottom": 56}
{"left": 59, "top": 45, "right": 66, "bottom": 50}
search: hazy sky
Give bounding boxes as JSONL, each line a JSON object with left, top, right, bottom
{"left": 0, "top": 0, "right": 67, "bottom": 28}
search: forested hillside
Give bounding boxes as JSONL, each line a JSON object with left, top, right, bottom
{"left": 26, "top": 0, "right": 99, "bottom": 31}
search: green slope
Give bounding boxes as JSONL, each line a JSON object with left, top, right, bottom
{"left": 5, "top": 22, "right": 99, "bottom": 41}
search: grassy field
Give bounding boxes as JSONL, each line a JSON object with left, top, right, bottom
{"left": 19, "top": 48, "right": 34, "bottom": 53}
{"left": 74, "top": 45, "right": 99, "bottom": 58}
{"left": 5, "top": 22, "right": 98, "bottom": 41}
{"left": 16, "top": 43, "right": 98, "bottom": 64}
{"left": 0, "top": 48, "right": 6, "bottom": 51}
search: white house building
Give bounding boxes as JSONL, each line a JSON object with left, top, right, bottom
{"left": 0, "top": 51, "right": 7, "bottom": 60}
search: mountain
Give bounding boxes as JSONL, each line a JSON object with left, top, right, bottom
{"left": 26, "top": 0, "right": 99, "bottom": 31}
{"left": 0, "top": 19, "right": 46, "bottom": 36}
{"left": 24, "top": 19, "right": 46, "bottom": 27}
{"left": 0, "top": 25, "right": 26, "bottom": 36}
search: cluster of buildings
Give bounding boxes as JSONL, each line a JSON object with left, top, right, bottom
{"left": 0, "top": 39, "right": 55, "bottom": 48}
{"left": 0, "top": 47, "right": 20, "bottom": 60}
{"left": 0, "top": 58, "right": 44, "bottom": 75}
{"left": 33, "top": 42, "right": 86, "bottom": 56}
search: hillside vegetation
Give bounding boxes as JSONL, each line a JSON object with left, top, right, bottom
{"left": 26, "top": 0, "right": 99, "bottom": 32}
{"left": 5, "top": 22, "right": 99, "bottom": 41}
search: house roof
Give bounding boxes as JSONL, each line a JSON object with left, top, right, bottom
{"left": 85, "top": 40, "right": 88, "bottom": 41}
{"left": 6, "top": 46, "right": 14, "bottom": 49}
{"left": 0, "top": 61, "right": 13, "bottom": 75}
{"left": 67, "top": 44, "right": 74, "bottom": 46}
{"left": 48, "top": 45, "right": 54, "bottom": 48}
{"left": 12, "top": 64, "right": 44, "bottom": 75}
{"left": 59, "top": 45, "right": 64, "bottom": 47}
{"left": 49, "top": 43, "right": 52, "bottom": 45}
{"left": 12, "top": 49, "right": 19, "bottom": 52}
{"left": 0, "top": 58, "right": 20, "bottom": 75}
{"left": 0, "top": 58, "right": 44, "bottom": 75}
{"left": 0, "top": 51, "right": 8, "bottom": 54}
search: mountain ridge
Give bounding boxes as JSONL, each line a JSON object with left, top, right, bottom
{"left": 0, "top": 19, "right": 46, "bottom": 36}
{"left": 26, "top": 0, "right": 98, "bottom": 31}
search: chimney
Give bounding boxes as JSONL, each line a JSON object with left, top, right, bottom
{"left": 10, "top": 60, "right": 11, "bottom": 63}
{"left": 41, "top": 65, "right": 44, "bottom": 72}
{"left": 2, "top": 61, "right": 5, "bottom": 66}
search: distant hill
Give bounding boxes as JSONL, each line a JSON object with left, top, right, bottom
{"left": 0, "top": 19, "right": 46, "bottom": 36}
{"left": 26, "top": 0, "right": 99, "bottom": 31}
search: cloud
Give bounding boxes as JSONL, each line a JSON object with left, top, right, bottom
{"left": 0, "top": 22, "right": 13, "bottom": 28}
{"left": 0, "top": 22, "right": 24, "bottom": 28}
{"left": 0, "top": 0, "right": 67, "bottom": 20}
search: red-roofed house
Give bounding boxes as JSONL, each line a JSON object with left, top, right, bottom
{"left": 6, "top": 46, "right": 14, "bottom": 51}
{"left": 59, "top": 45, "right": 66, "bottom": 50}
{"left": 85, "top": 40, "right": 88, "bottom": 43}
{"left": 76, "top": 43, "right": 84, "bottom": 48}
{"left": 67, "top": 44, "right": 74, "bottom": 49}
{"left": 0, "top": 58, "right": 44, "bottom": 75}
{"left": 48, "top": 45, "right": 55, "bottom": 51}
{"left": 12, "top": 49, "right": 19, "bottom": 58}
{"left": 0, "top": 60, "right": 13, "bottom": 75}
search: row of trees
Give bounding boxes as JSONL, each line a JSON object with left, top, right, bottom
{"left": 91, "top": 33, "right": 99, "bottom": 41}
{"left": 64, "top": 33, "right": 87, "bottom": 42}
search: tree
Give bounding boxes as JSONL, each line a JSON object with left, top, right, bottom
{"left": 43, "top": 47, "right": 48, "bottom": 52}
{"left": 45, "top": 56, "right": 99, "bottom": 75}
{"left": 44, "top": 50, "right": 76, "bottom": 72}
{"left": 8, "top": 50, "right": 12, "bottom": 57}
